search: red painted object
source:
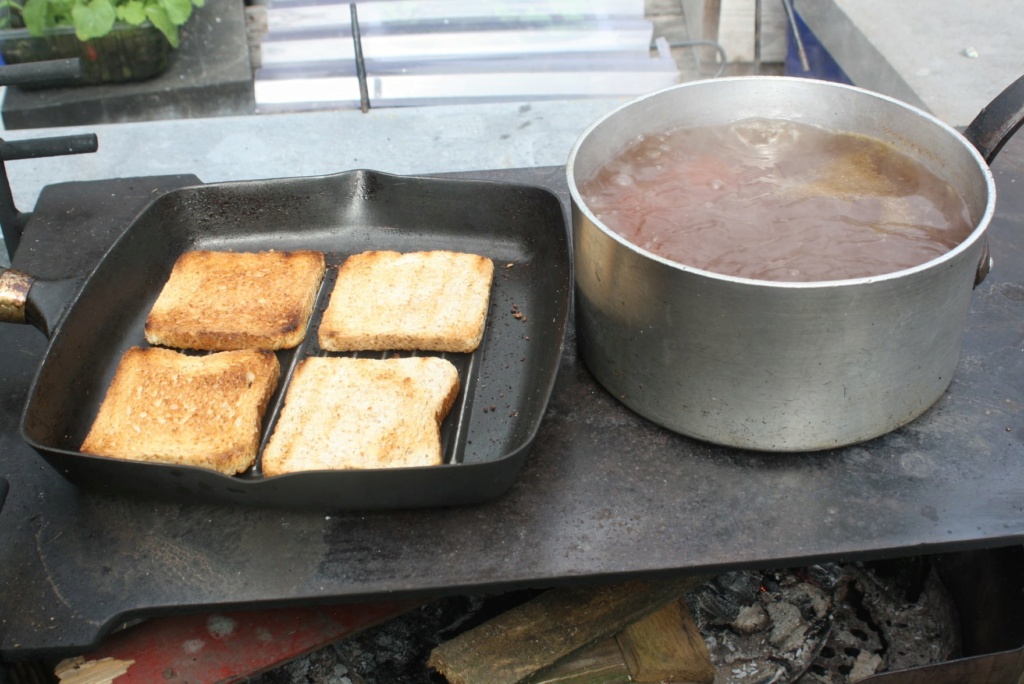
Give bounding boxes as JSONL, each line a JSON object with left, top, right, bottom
{"left": 70, "top": 601, "right": 416, "bottom": 683}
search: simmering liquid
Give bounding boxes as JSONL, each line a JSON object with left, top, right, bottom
{"left": 579, "top": 119, "right": 975, "bottom": 281}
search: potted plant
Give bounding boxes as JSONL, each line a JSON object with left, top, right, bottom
{"left": 0, "top": 0, "right": 204, "bottom": 85}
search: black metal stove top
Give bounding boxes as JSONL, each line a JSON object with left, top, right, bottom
{"left": 1, "top": 153, "right": 1022, "bottom": 658}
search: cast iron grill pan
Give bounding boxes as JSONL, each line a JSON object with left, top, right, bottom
{"left": 18, "top": 170, "right": 571, "bottom": 510}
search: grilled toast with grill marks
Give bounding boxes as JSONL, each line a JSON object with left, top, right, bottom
{"left": 318, "top": 250, "right": 494, "bottom": 353}
{"left": 145, "top": 250, "right": 326, "bottom": 351}
{"left": 81, "top": 347, "right": 280, "bottom": 474}
{"left": 261, "top": 356, "right": 460, "bottom": 475}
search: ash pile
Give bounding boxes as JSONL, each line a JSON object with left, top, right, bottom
{"left": 687, "top": 560, "right": 960, "bottom": 683}
{"left": 251, "top": 559, "right": 961, "bottom": 684}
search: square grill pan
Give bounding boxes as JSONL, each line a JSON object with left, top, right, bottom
{"left": 20, "top": 170, "right": 570, "bottom": 510}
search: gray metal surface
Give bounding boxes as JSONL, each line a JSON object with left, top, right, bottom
{"left": 0, "top": 153, "right": 1021, "bottom": 658}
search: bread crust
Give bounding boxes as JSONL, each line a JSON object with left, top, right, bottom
{"left": 261, "top": 356, "right": 460, "bottom": 475}
{"left": 145, "top": 250, "right": 326, "bottom": 351}
{"left": 318, "top": 250, "right": 494, "bottom": 353}
{"left": 81, "top": 347, "right": 280, "bottom": 474}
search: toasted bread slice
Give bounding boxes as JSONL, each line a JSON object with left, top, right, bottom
{"left": 261, "top": 356, "right": 460, "bottom": 475}
{"left": 145, "top": 250, "right": 326, "bottom": 351}
{"left": 318, "top": 250, "right": 494, "bottom": 353}
{"left": 81, "top": 347, "right": 280, "bottom": 475}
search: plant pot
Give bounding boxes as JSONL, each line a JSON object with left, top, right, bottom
{"left": 0, "top": 22, "right": 170, "bottom": 87}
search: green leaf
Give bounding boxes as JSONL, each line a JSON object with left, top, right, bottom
{"left": 71, "top": 0, "right": 115, "bottom": 40}
{"left": 191, "top": 0, "right": 203, "bottom": 8}
{"left": 145, "top": 3, "right": 177, "bottom": 47}
{"left": 21, "top": 0, "right": 48, "bottom": 35}
{"left": 49, "top": 0, "right": 74, "bottom": 23}
{"left": 0, "top": 0, "right": 23, "bottom": 29}
{"left": 157, "top": 0, "right": 190, "bottom": 26}
{"left": 115, "top": 0, "right": 144, "bottom": 24}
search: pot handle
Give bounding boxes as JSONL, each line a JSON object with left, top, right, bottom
{"left": 974, "top": 240, "right": 992, "bottom": 288}
{"left": 0, "top": 266, "right": 82, "bottom": 338}
{"left": 963, "top": 73, "right": 1024, "bottom": 164}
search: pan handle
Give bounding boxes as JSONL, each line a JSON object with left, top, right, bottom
{"left": 0, "top": 266, "right": 83, "bottom": 338}
{"left": 963, "top": 73, "right": 1024, "bottom": 164}
{"left": 0, "top": 266, "right": 33, "bottom": 325}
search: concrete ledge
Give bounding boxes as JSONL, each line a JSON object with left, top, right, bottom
{"left": 0, "top": 96, "right": 628, "bottom": 225}
{"left": 795, "top": 0, "right": 1024, "bottom": 127}
{"left": 793, "top": 0, "right": 926, "bottom": 111}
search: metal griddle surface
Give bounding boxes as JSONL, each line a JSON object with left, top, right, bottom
{"left": 1, "top": 157, "right": 1023, "bottom": 657}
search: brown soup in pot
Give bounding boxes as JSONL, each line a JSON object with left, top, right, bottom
{"left": 578, "top": 118, "right": 975, "bottom": 282}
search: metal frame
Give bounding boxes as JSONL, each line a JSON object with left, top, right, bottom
{"left": 0, "top": 59, "right": 98, "bottom": 260}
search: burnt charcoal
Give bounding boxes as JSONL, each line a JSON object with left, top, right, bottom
{"left": 687, "top": 582, "right": 744, "bottom": 624}
{"left": 247, "top": 593, "right": 532, "bottom": 684}
{"left": 803, "top": 563, "right": 843, "bottom": 591}
{"left": 811, "top": 592, "right": 885, "bottom": 683}
{"left": 694, "top": 561, "right": 961, "bottom": 684}
{"left": 694, "top": 571, "right": 836, "bottom": 683}
{"left": 800, "top": 562, "right": 960, "bottom": 683}
{"left": 431, "top": 590, "right": 539, "bottom": 642}
{"left": 718, "top": 570, "right": 765, "bottom": 605}
{"left": 688, "top": 571, "right": 767, "bottom": 627}
{"left": 867, "top": 556, "right": 931, "bottom": 603}
{"left": 334, "top": 593, "right": 535, "bottom": 684}
{"left": 247, "top": 646, "right": 352, "bottom": 684}
{"left": 788, "top": 582, "right": 832, "bottom": 623}
{"left": 246, "top": 559, "right": 961, "bottom": 684}
{"left": 852, "top": 564, "right": 960, "bottom": 672}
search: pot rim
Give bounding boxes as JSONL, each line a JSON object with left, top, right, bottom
{"left": 566, "top": 76, "right": 997, "bottom": 289}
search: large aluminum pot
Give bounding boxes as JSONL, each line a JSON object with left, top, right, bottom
{"left": 567, "top": 76, "right": 1021, "bottom": 451}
